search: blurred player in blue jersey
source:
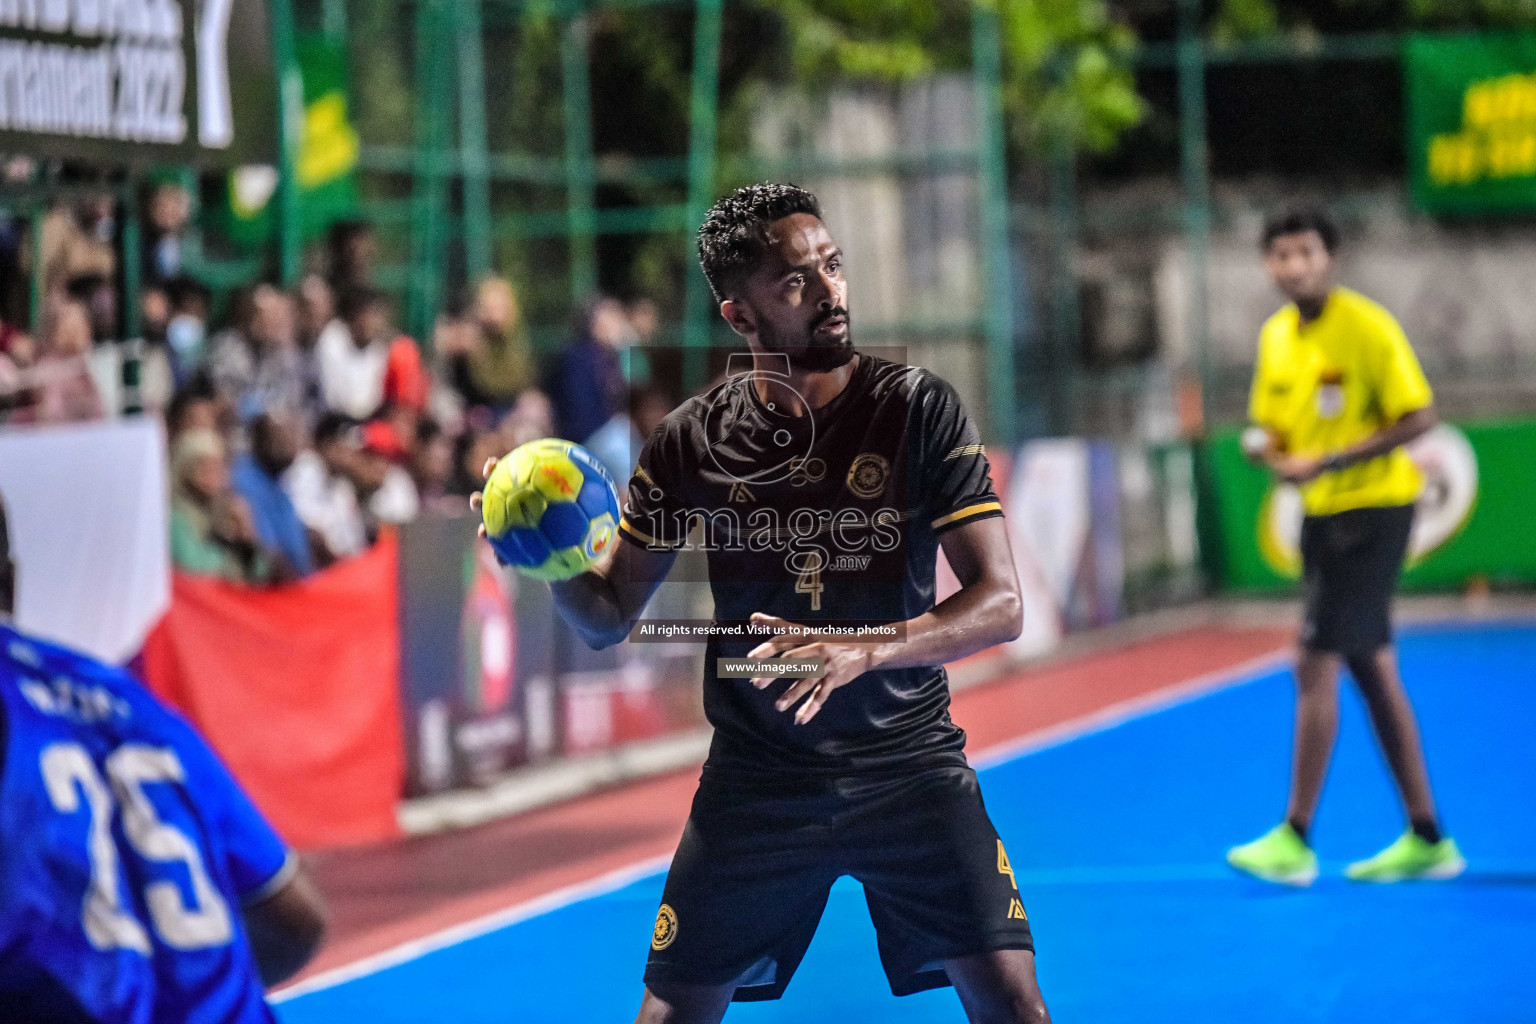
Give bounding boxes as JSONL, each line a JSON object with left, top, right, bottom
{"left": 0, "top": 492, "right": 327, "bottom": 1023}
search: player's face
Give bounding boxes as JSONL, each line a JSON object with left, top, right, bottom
{"left": 1265, "top": 230, "right": 1333, "bottom": 305}
{"left": 734, "top": 213, "right": 852, "bottom": 372}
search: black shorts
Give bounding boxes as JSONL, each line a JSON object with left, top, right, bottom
{"left": 643, "top": 764, "right": 1033, "bottom": 1002}
{"left": 1299, "top": 503, "right": 1414, "bottom": 656}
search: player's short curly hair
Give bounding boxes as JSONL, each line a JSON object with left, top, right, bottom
{"left": 697, "top": 183, "right": 823, "bottom": 303}
{"left": 1262, "top": 207, "right": 1339, "bottom": 254}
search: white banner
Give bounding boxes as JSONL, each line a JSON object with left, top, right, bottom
{"left": 0, "top": 418, "right": 169, "bottom": 663}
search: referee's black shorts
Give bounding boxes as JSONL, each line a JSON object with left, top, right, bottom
{"left": 643, "top": 764, "right": 1034, "bottom": 1002}
{"left": 1299, "top": 503, "right": 1414, "bottom": 656}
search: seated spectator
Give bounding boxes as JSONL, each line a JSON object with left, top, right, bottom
{"left": 10, "top": 299, "right": 105, "bottom": 425}
{"left": 409, "top": 418, "right": 458, "bottom": 514}
{"left": 357, "top": 420, "right": 419, "bottom": 526}
{"left": 284, "top": 412, "right": 368, "bottom": 562}
{"left": 143, "top": 179, "right": 191, "bottom": 286}
{"left": 231, "top": 411, "right": 315, "bottom": 577}
{"left": 164, "top": 375, "right": 220, "bottom": 442}
{"left": 164, "top": 276, "right": 211, "bottom": 386}
{"left": 326, "top": 220, "right": 377, "bottom": 295}
{"left": 502, "top": 387, "right": 555, "bottom": 449}
{"left": 0, "top": 323, "right": 34, "bottom": 419}
{"left": 586, "top": 383, "right": 674, "bottom": 484}
{"left": 208, "top": 284, "right": 312, "bottom": 423}
{"left": 317, "top": 286, "right": 391, "bottom": 419}
{"left": 448, "top": 426, "right": 510, "bottom": 498}
{"left": 39, "top": 195, "right": 115, "bottom": 288}
{"left": 169, "top": 429, "right": 281, "bottom": 585}
{"left": 546, "top": 295, "right": 630, "bottom": 445}
{"left": 445, "top": 277, "right": 534, "bottom": 413}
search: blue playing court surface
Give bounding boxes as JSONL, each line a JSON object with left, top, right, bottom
{"left": 276, "top": 621, "right": 1536, "bottom": 1023}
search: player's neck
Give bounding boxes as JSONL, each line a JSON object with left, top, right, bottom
{"left": 1295, "top": 289, "right": 1333, "bottom": 326}
{"left": 753, "top": 353, "right": 860, "bottom": 418}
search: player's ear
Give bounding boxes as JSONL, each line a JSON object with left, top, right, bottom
{"left": 720, "top": 298, "right": 755, "bottom": 341}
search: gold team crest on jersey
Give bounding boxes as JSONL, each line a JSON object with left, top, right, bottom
{"left": 846, "top": 453, "right": 890, "bottom": 499}
{"left": 652, "top": 904, "right": 678, "bottom": 950}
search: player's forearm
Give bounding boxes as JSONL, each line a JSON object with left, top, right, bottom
{"left": 871, "top": 580, "right": 1022, "bottom": 672}
{"left": 1329, "top": 406, "right": 1437, "bottom": 470}
{"left": 549, "top": 570, "right": 631, "bottom": 650}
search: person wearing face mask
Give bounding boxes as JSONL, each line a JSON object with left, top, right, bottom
{"left": 164, "top": 277, "right": 211, "bottom": 387}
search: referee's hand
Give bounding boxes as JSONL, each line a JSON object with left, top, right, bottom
{"left": 744, "top": 612, "right": 878, "bottom": 725}
{"left": 1272, "top": 454, "right": 1323, "bottom": 484}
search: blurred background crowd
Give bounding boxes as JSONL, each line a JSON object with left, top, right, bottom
{"left": 0, "top": 185, "right": 673, "bottom": 587}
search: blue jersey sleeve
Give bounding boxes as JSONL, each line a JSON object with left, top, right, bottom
{"left": 166, "top": 721, "right": 293, "bottom": 904}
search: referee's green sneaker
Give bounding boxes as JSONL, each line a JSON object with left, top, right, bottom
{"left": 1345, "top": 832, "right": 1466, "bottom": 882}
{"left": 1226, "top": 823, "right": 1318, "bottom": 887}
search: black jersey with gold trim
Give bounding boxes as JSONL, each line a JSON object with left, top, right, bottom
{"left": 620, "top": 352, "right": 1003, "bottom": 775}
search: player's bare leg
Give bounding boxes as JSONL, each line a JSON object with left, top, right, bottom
{"left": 946, "top": 948, "right": 1051, "bottom": 1024}
{"left": 1285, "top": 647, "right": 1341, "bottom": 834}
{"left": 633, "top": 981, "right": 733, "bottom": 1024}
{"left": 1346, "top": 646, "right": 1439, "bottom": 828}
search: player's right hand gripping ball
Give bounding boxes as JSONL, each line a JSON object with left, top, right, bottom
{"left": 481, "top": 439, "right": 621, "bottom": 581}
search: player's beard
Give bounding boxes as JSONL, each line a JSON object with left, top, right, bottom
{"left": 757, "top": 308, "right": 854, "bottom": 372}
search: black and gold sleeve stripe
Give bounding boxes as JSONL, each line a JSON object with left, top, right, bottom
{"left": 618, "top": 515, "right": 682, "bottom": 550}
{"left": 930, "top": 501, "right": 1004, "bottom": 534}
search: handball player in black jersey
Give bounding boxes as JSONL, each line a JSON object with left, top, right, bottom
{"left": 475, "top": 184, "right": 1046, "bottom": 1023}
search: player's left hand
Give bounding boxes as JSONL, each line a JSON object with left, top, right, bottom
{"left": 745, "top": 612, "right": 880, "bottom": 725}
{"left": 1272, "top": 454, "right": 1323, "bottom": 484}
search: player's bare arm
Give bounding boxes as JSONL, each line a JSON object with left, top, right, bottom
{"left": 242, "top": 865, "right": 328, "bottom": 987}
{"left": 471, "top": 455, "right": 677, "bottom": 649}
{"left": 1268, "top": 406, "right": 1437, "bottom": 484}
{"left": 746, "top": 514, "right": 1022, "bottom": 724}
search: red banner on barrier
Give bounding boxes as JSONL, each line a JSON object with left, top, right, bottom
{"left": 141, "top": 535, "right": 404, "bottom": 850}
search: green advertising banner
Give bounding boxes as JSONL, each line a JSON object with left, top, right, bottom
{"left": 1407, "top": 32, "right": 1536, "bottom": 214}
{"left": 1198, "top": 419, "right": 1536, "bottom": 592}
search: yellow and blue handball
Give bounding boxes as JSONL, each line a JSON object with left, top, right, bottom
{"left": 480, "top": 439, "right": 621, "bottom": 581}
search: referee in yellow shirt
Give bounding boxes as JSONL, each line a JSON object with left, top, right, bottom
{"left": 1226, "top": 209, "right": 1465, "bottom": 885}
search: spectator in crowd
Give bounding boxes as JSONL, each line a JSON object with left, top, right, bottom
{"left": 297, "top": 273, "right": 335, "bottom": 351}
{"left": 318, "top": 286, "right": 391, "bottom": 419}
{"left": 10, "top": 299, "right": 104, "bottom": 425}
{"left": 449, "top": 426, "right": 511, "bottom": 498}
{"left": 164, "top": 376, "right": 220, "bottom": 442}
{"left": 143, "top": 179, "right": 191, "bottom": 286}
{"left": 409, "top": 417, "right": 458, "bottom": 514}
{"left": 231, "top": 411, "right": 315, "bottom": 577}
{"left": 327, "top": 220, "right": 377, "bottom": 295}
{"left": 357, "top": 420, "right": 419, "bottom": 526}
{"left": 140, "top": 283, "right": 171, "bottom": 346}
{"left": 503, "top": 388, "right": 556, "bottom": 450}
{"left": 546, "top": 295, "right": 630, "bottom": 444}
{"left": 169, "top": 428, "right": 285, "bottom": 585}
{"left": 65, "top": 272, "right": 117, "bottom": 343}
{"left": 208, "top": 284, "right": 314, "bottom": 423}
{"left": 284, "top": 412, "right": 368, "bottom": 563}
{"left": 164, "top": 276, "right": 211, "bottom": 386}
{"left": 444, "top": 277, "right": 535, "bottom": 414}
{"left": 0, "top": 322, "right": 34, "bottom": 419}
{"left": 38, "top": 194, "right": 115, "bottom": 290}
{"left": 586, "top": 383, "right": 673, "bottom": 484}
